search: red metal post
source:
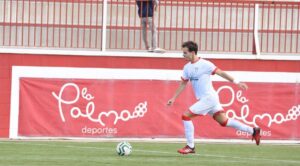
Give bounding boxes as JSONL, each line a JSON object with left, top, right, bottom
{"left": 83, "top": 0, "right": 87, "bottom": 48}
{"left": 9, "top": 0, "right": 12, "bottom": 46}
{"left": 40, "top": 1, "right": 44, "bottom": 47}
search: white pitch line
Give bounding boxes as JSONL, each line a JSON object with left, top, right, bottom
{"left": 1, "top": 141, "right": 300, "bottom": 164}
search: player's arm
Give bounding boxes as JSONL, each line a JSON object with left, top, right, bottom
{"left": 167, "top": 80, "right": 188, "bottom": 106}
{"left": 215, "top": 68, "right": 248, "bottom": 90}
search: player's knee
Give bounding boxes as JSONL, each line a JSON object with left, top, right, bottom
{"left": 182, "top": 114, "right": 191, "bottom": 121}
{"left": 219, "top": 119, "right": 228, "bottom": 127}
{"left": 213, "top": 111, "right": 224, "bottom": 120}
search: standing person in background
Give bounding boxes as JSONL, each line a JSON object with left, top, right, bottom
{"left": 136, "top": 0, "right": 165, "bottom": 53}
{"left": 167, "top": 41, "right": 261, "bottom": 154}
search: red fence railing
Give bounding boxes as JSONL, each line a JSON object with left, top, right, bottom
{"left": 0, "top": 0, "right": 299, "bottom": 54}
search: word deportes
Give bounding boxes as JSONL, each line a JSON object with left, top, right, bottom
{"left": 81, "top": 126, "right": 117, "bottom": 135}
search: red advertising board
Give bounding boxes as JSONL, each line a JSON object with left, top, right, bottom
{"left": 17, "top": 75, "right": 300, "bottom": 140}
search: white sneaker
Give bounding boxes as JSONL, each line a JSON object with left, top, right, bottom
{"left": 147, "top": 47, "right": 154, "bottom": 52}
{"left": 153, "top": 47, "right": 166, "bottom": 53}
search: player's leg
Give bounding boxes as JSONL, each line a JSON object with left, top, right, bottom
{"left": 178, "top": 99, "right": 213, "bottom": 154}
{"left": 212, "top": 110, "right": 261, "bottom": 145}
{"left": 177, "top": 110, "right": 198, "bottom": 154}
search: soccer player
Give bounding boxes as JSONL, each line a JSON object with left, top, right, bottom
{"left": 167, "top": 41, "right": 261, "bottom": 154}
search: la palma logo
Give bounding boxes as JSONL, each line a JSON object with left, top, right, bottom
{"left": 217, "top": 86, "right": 300, "bottom": 127}
{"left": 52, "top": 82, "right": 147, "bottom": 126}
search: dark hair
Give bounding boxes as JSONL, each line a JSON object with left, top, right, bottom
{"left": 181, "top": 41, "right": 198, "bottom": 54}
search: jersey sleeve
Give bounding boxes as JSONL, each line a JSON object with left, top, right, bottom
{"left": 181, "top": 66, "right": 189, "bottom": 82}
{"left": 205, "top": 60, "right": 218, "bottom": 75}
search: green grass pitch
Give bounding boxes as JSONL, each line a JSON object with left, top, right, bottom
{"left": 0, "top": 141, "right": 299, "bottom": 166}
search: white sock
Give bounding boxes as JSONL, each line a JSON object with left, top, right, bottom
{"left": 183, "top": 120, "right": 194, "bottom": 148}
{"left": 226, "top": 119, "right": 253, "bottom": 134}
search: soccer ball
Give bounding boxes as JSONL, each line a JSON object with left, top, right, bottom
{"left": 116, "top": 141, "right": 132, "bottom": 156}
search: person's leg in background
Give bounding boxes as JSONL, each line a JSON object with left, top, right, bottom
{"left": 148, "top": 16, "right": 165, "bottom": 53}
{"left": 141, "top": 17, "right": 150, "bottom": 50}
{"left": 147, "top": 17, "right": 157, "bottom": 50}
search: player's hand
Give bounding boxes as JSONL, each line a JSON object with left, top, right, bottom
{"left": 167, "top": 98, "right": 175, "bottom": 106}
{"left": 238, "top": 82, "right": 248, "bottom": 90}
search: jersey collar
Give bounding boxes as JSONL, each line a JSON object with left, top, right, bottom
{"left": 191, "top": 57, "right": 200, "bottom": 64}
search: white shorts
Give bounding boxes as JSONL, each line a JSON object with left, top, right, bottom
{"left": 189, "top": 94, "right": 223, "bottom": 116}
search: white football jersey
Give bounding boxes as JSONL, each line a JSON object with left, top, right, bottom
{"left": 181, "top": 58, "right": 218, "bottom": 100}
